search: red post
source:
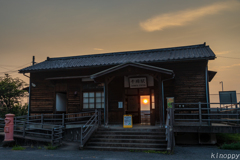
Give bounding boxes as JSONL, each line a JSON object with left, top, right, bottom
{"left": 4, "top": 114, "right": 15, "bottom": 141}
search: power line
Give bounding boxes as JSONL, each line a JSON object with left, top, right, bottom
{"left": 0, "top": 62, "right": 31, "bottom": 74}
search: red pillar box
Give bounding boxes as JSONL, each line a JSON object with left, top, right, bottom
{"left": 4, "top": 114, "right": 15, "bottom": 141}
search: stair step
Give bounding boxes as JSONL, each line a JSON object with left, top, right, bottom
{"left": 92, "top": 134, "right": 166, "bottom": 139}
{"left": 97, "top": 128, "right": 165, "bottom": 132}
{"left": 86, "top": 142, "right": 167, "bottom": 148}
{"left": 89, "top": 138, "right": 167, "bottom": 143}
{"left": 96, "top": 131, "right": 165, "bottom": 135}
{"left": 84, "top": 146, "right": 167, "bottom": 151}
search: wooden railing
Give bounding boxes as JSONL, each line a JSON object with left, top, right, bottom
{"left": 13, "top": 109, "right": 102, "bottom": 146}
{"left": 165, "top": 108, "right": 174, "bottom": 152}
{"left": 172, "top": 102, "right": 240, "bottom": 126}
{"left": 80, "top": 109, "right": 100, "bottom": 147}
{"left": 14, "top": 121, "right": 63, "bottom": 145}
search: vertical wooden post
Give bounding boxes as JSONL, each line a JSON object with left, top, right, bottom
{"left": 51, "top": 128, "right": 54, "bottom": 145}
{"left": 158, "top": 76, "right": 163, "bottom": 127}
{"left": 80, "top": 126, "right": 83, "bottom": 147}
{"left": 62, "top": 113, "right": 65, "bottom": 127}
{"left": 23, "top": 121, "right": 26, "bottom": 137}
{"left": 199, "top": 102, "right": 202, "bottom": 126}
{"left": 14, "top": 117, "right": 16, "bottom": 131}
{"left": 41, "top": 114, "right": 43, "bottom": 128}
{"left": 172, "top": 103, "right": 175, "bottom": 125}
{"left": 104, "top": 79, "right": 108, "bottom": 126}
{"left": 98, "top": 109, "right": 101, "bottom": 126}
{"left": 237, "top": 110, "right": 239, "bottom": 125}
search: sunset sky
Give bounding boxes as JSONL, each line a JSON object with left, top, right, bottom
{"left": 0, "top": 0, "right": 240, "bottom": 102}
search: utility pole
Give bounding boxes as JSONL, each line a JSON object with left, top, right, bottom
{"left": 32, "top": 56, "right": 35, "bottom": 66}
{"left": 220, "top": 81, "right": 223, "bottom": 91}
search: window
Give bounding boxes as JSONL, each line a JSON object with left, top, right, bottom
{"left": 56, "top": 93, "right": 67, "bottom": 112}
{"left": 151, "top": 89, "right": 155, "bottom": 109}
{"left": 83, "top": 91, "right": 104, "bottom": 109}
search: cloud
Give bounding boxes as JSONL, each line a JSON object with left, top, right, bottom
{"left": 216, "top": 51, "right": 231, "bottom": 55}
{"left": 221, "top": 63, "right": 240, "bottom": 69}
{"left": 94, "top": 48, "right": 103, "bottom": 51}
{"left": 140, "top": 1, "right": 240, "bottom": 32}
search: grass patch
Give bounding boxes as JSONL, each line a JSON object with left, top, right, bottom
{"left": 220, "top": 142, "right": 240, "bottom": 150}
{"left": 129, "top": 150, "right": 170, "bottom": 154}
{"left": 217, "top": 133, "right": 240, "bottom": 143}
{"left": 217, "top": 133, "right": 240, "bottom": 150}
{"left": 12, "top": 145, "right": 26, "bottom": 151}
{"left": 44, "top": 144, "right": 58, "bottom": 150}
{"left": 143, "top": 150, "right": 168, "bottom": 154}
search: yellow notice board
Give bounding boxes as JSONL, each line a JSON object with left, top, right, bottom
{"left": 123, "top": 115, "right": 133, "bottom": 128}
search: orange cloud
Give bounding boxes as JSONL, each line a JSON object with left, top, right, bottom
{"left": 140, "top": 1, "right": 240, "bottom": 32}
{"left": 94, "top": 48, "right": 103, "bottom": 51}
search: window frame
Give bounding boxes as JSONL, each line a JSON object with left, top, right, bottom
{"left": 83, "top": 91, "right": 104, "bottom": 109}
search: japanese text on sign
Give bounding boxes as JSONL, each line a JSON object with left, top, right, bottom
{"left": 129, "top": 77, "right": 147, "bottom": 88}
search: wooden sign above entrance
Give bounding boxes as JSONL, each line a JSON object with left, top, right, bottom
{"left": 129, "top": 77, "right": 147, "bottom": 88}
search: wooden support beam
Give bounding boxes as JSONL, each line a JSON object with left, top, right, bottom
{"left": 104, "top": 78, "right": 109, "bottom": 126}
{"left": 158, "top": 75, "right": 163, "bottom": 127}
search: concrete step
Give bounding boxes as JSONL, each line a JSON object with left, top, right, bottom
{"left": 84, "top": 146, "right": 167, "bottom": 151}
{"left": 92, "top": 134, "right": 166, "bottom": 139}
{"left": 86, "top": 142, "right": 167, "bottom": 148}
{"left": 96, "top": 131, "right": 165, "bottom": 135}
{"left": 89, "top": 138, "right": 167, "bottom": 143}
{"left": 97, "top": 128, "right": 165, "bottom": 132}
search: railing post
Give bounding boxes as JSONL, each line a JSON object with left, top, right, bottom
{"left": 23, "top": 121, "right": 26, "bottom": 137}
{"left": 199, "top": 102, "right": 202, "bottom": 126}
{"left": 98, "top": 109, "right": 101, "bottom": 126}
{"left": 51, "top": 128, "right": 54, "bottom": 145}
{"left": 237, "top": 110, "right": 239, "bottom": 125}
{"left": 172, "top": 103, "right": 175, "bottom": 126}
{"left": 62, "top": 113, "right": 65, "bottom": 127}
{"left": 41, "top": 114, "right": 43, "bottom": 128}
{"left": 14, "top": 117, "right": 16, "bottom": 131}
{"left": 80, "top": 126, "right": 83, "bottom": 147}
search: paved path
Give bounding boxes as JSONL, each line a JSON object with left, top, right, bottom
{"left": 0, "top": 145, "right": 240, "bottom": 160}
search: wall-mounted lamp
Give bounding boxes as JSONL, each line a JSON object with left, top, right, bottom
{"left": 31, "top": 83, "right": 36, "bottom": 87}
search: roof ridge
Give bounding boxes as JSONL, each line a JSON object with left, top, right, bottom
{"left": 48, "top": 43, "right": 206, "bottom": 61}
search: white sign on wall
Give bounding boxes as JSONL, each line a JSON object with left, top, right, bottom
{"left": 118, "top": 102, "right": 123, "bottom": 108}
{"left": 129, "top": 77, "right": 147, "bottom": 88}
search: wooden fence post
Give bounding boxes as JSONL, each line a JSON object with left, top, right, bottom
{"left": 172, "top": 103, "right": 175, "bottom": 125}
{"left": 80, "top": 126, "right": 83, "bottom": 147}
{"left": 41, "top": 114, "right": 43, "bottom": 128}
{"left": 199, "top": 102, "right": 202, "bottom": 126}
{"left": 98, "top": 109, "right": 101, "bottom": 126}
{"left": 51, "top": 128, "right": 54, "bottom": 145}
{"left": 14, "top": 117, "right": 16, "bottom": 131}
{"left": 62, "top": 113, "right": 65, "bottom": 127}
{"left": 23, "top": 121, "right": 26, "bottom": 137}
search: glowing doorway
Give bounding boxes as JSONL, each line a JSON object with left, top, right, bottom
{"left": 140, "top": 95, "right": 150, "bottom": 124}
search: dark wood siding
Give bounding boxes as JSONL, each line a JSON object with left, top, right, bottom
{"left": 108, "top": 76, "right": 124, "bottom": 124}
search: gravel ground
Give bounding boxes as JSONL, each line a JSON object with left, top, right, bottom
{"left": 0, "top": 144, "right": 240, "bottom": 160}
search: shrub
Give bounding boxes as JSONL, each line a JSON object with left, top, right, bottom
{"left": 220, "top": 142, "right": 240, "bottom": 150}
{"left": 0, "top": 103, "right": 28, "bottom": 118}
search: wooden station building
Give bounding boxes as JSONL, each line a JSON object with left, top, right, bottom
{"left": 19, "top": 43, "right": 216, "bottom": 127}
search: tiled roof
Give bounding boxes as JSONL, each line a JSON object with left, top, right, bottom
{"left": 19, "top": 43, "right": 216, "bottom": 73}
